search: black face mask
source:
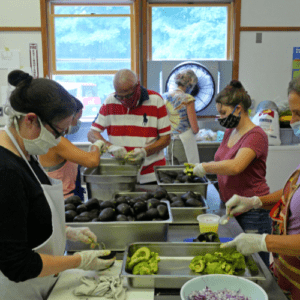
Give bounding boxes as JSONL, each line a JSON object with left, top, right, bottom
{"left": 218, "top": 105, "right": 241, "bottom": 128}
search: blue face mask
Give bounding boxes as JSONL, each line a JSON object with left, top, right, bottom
{"left": 291, "top": 121, "right": 300, "bottom": 137}
{"left": 68, "top": 120, "right": 81, "bottom": 135}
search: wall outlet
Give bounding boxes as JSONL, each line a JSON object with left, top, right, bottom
{"left": 256, "top": 33, "right": 262, "bottom": 43}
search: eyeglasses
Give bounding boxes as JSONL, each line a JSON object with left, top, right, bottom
{"left": 114, "top": 91, "right": 135, "bottom": 101}
{"left": 44, "top": 120, "right": 67, "bottom": 139}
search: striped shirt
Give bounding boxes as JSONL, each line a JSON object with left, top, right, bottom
{"left": 91, "top": 86, "right": 171, "bottom": 183}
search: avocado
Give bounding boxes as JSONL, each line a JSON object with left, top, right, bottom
{"left": 79, "top": 211, "right": 90, "bottom": 219}
{"left": 128, "top": 247, "right": 151, "bottom": 270}
{"left": 168, "top": 193, "right": 176, "bottom": 199}
{"left": 171, "top": 200, "right": 185, "bottom": 207}
{"left": 127, "top": 215, "right": 135, "bottom": 221}
{"left": 196, "top": 194, "right": 204, "bottom": 202}
{"left": 116, "top": 203, "right": 131, "bottom": 215}
{"left": 153, "top": 188, "right": 168, "bottom": 199}
{"left": 163, "top": 170, "right": 179, "bottom": 178}
{"left": 76, "top": 204, "right": 88, "bottom": 214}
{"left": 160, "top": 177, "right": 172, "bottom": 183}
{"left": 170, "top": 196, "right": 181, "bottom": 203}
{"left": 193, "top": 176, "right": 206, "bottom": 183}
{"left": 147, "top": 198, "right": 161, "bottom": 209}
{"left": 145, "top": 208, "right": 159, "bottom": 220}
{"left": 115, "top": 196, "right": 128, "bottom": 205}
{"left": 136, "top": 212, "right": 147, "bottom": 221}
{"left": 99, "top": 207, "right": 116, "bottom": 221}
{"left": 64, "top": 195, "right": 82, "bottom": 207}
{"left": 85, "top": 198, "right": 100, "bottom": 211}
{"left": 116, "top": 214, "right": 128, "bottom": 221}
{"left": 181, "top": 191, "right": 197, "bottom": 201}
{"left": 65, "top": 204, "right": 76, "bottom": 211}
{"left": 157, "top": 204, "right": 168, "bottom": 219}
{"left": 133, "top": 201, "right": 147, "bottom": 214}
{"left": 144, "top": 191, "right": 154, "bottom": 199}
{"left": 73, "top": 215, "right": 91, "bottom": 222}
{"left": 177, "top": 174, "right": 186, "bottom": 183}
{"left": 88, "top": 209, "right": 100, "bottom": 220}
{"left": 99, "top": 251, "right": 117, "bottom": 260}
{"left": 65, "top": 210, "right": 77, "bottom": 222}
{"left": 100, "top": 200, "right": 115, "bottom": 209}
{"left": 185, "top": 198, "right": 202, "bottom": 207}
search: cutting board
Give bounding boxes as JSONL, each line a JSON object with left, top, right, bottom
{"left": 48, "top": 260, "right": 154, "bottom": 300}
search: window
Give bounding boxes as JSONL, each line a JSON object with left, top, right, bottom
{"left": 48, "top": 3, "right": 138, "bottom": 123}
{"left": 148, "top": 4, "right": 233, "bottom": 60}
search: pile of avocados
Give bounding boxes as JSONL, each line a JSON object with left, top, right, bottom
{"left": 65, "top": 188, "right": 170, "bottom": 223}
{"left": 65, "top": 187, "right": 205, "bottom": 223}
{"left": 158, "top": 169, "right": 208, "bottom": 184}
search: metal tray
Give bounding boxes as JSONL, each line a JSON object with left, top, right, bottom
{"left": 65, "top": 201, "right": 173, "bottom": 251}
{"left": 115, "top": 191, "right": 209, "bottom": 224}
{"left": 154, "top": 166, "right": 209, "bottom": 198}
{"left": 121, "top": 242, "right": 267, "bottom": 289}
{"left": 81, "top": 159, "right": 139, "bottom": 200}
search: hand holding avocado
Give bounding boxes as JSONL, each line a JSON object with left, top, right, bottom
{"left": 193, "top": 163, "right": 207, "bottom": 178}
{"left": 126, "top": 148, "right": 147, "bottom": 163}
{"left": 75, "top": 250, "right": 116, "bottom": 271}
{"left": 65, "top": 226, "right": 98, "bottom": 247}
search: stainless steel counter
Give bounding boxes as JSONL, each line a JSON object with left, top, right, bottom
{"left": 135, "top": 183, "right": 287, "bottom": 300}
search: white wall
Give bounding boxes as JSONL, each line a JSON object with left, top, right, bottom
{"left": 0, "top": 0, "right": 41, "bottom": 27}
{"left": 1, "top": 0, "right": 300, "bottom": 113}
{"left": 240, "top": 0, "right": 300, "bottom": 111}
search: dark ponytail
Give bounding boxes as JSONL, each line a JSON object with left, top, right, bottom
{"left": 8, "top": 70, "right": 77, "bottom": 124}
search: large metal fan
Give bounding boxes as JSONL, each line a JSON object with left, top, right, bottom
{"left": 165, "top": 61, "right": 215, "bottom": 112}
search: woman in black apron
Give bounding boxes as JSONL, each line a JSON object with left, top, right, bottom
{"left": 0, "top": 70, "right": 115, "bottom": 300}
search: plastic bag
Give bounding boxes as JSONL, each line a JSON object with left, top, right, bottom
{"left": 252, "top": 109, "right": 281, "bottom": 146}
{"left": 195, "top": 129, "right": 217, "bottom": 141}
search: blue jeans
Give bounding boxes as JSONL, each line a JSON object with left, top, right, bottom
{"left": 235, "top": 209, "right": 272, "bottom": 267}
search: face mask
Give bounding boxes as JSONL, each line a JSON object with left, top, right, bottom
{"left": 68, "top": 120, "right": 81, "bottom": 135}
{"left": 291, "top": 121, "right": 300, "bottom": 137}
{"left": 119, "top": 82, "right": 141, "bottom": 110}
{"left": 218, "top": 105, "right": 241, "bottom": 129}
{"left": 14, "top": 116, "right": 61, "bottom": 155}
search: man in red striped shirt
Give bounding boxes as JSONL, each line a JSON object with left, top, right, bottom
{"left": 87, "top": 69, "right": 171, "bottom": 184}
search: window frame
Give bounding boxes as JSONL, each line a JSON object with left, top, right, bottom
{"left": 47, "top": 2, "right": 140, "bottom": 78}
{"left": 146, "top": 3, "right": 234, "bottom": 61}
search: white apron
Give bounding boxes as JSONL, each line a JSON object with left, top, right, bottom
{"left": 0, "top": 127, "right": 66, "bottom": 300}
{"left": 179, "top": 128, "right": 200, "bottom": 164}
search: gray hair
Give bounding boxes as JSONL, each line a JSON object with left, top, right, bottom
{"left": 288, "top": 76, "right": 300, "bottom": 95}
{"left": 175, "top": 69, "right": 198, "bottom": 88}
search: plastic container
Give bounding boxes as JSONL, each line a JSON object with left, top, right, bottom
{"left": 197, "top": 214, "right": 220, "bottom": 233}
{"left": 180, "top": 274, "right": 268, "bottom": 300}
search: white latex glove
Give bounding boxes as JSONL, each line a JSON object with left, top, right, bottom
{"left": 66, "top": 227, "right": 98, "bottom": 247}
{"left": 126, "top": 148, "right": 147, "bottom": 163}
{"left": 220, "top": 233, "right": 268, "bottom": 255}
{"left": 75, "top": 250, "right": 116, "bottom": 271}
{"left": 89, "top": 140, "right": 107, "bottom": 154}
{"left": 193, "top": 163, "right": 206, "bottom": 178}
{"left": 107, "top": 145, "right": 127, "bottom": 159}
{"left": 226, "top": 194, "right": 263, "bottom": 216}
